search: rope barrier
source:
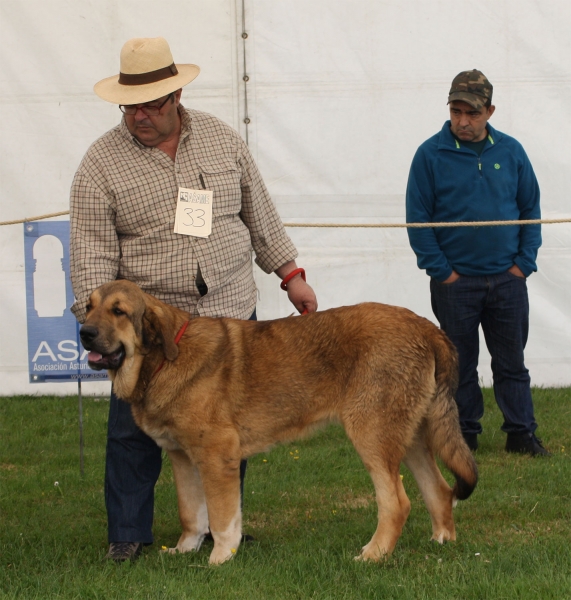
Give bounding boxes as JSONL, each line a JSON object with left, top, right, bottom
{"left": 1, "top": 211, "right": 569, "bottom": 228}
{"left": 284, "top": 218, "right": 570, "bottom": 228}
{"left": 1, "top": 211, "right": 70, "bottom": 226}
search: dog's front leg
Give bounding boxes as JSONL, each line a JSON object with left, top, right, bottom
{"left": 198, "top": 449, "right": 243, "bottom": 565}
{"left": 167, "top": 449, "right": 209, "bottom": 553}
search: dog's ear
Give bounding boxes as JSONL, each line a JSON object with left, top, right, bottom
{"left": 142, "top": 304, "right": 179, "bottom": 361}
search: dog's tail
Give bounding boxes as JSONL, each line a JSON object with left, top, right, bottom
{"left": 427, "top": 331, "right": 478, "bottom": 501}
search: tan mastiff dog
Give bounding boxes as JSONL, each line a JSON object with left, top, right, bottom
{"left": 79, "top": 280, "right": 478, "bottom": 565}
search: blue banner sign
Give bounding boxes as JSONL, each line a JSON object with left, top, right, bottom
{"left": 24, "top": 221, "right": 108, "bottom": 383}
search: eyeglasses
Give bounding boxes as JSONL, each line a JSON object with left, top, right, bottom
{"left": 119, "top": 93, "right": 173, "bottom": 116}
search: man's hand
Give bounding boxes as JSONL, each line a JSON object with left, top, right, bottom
{"left": 276, "top": 261, "right": 318, "bottom": 314}
{"left": 442, "top": 270, "right": 460, "bottom": 284}
{"left": 284, "top": 274, "right": 318, "bottom": 314}
{"left": 508, "top": 264, "right": 526, "bottom": 278}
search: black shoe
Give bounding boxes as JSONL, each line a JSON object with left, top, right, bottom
{"left": 105, "top": 542, "right": 143, "bottom": 562}
{"left": 505, "top": 433, "right": 551, "bottom": 456}
{"left": 462, "top": 432, "right": 478, "bottom": 451}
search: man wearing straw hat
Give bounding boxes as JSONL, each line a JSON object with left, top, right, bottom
{"left": 405, "top": 69, "right": 549, "bottom": 457}
{"left": 69, "top": 37, "right": 317, "bottom": 562}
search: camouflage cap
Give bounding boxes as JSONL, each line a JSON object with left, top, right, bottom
{"left": 447, "top": 69, "right": 493, "bottom": 110}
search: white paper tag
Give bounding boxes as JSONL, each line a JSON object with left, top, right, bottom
{"left": 174, "top": 187, "right": 213, "bottom": 238}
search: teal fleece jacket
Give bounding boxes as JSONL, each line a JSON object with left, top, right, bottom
{"left": 406, "top": 121, "right": 541, "bottom": 282}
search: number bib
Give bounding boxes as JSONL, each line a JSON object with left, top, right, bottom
{"left": 174, "top": 187, "right": 213, "bottom": 238}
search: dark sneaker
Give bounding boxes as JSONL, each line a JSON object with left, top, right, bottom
{"left": 505, "top": 433, "right": 551, "bottom": 457}
{"left": 462, "top": 432, "right": 478, "bottom": 451}
{"left": 105, "top": 542, "right": 143, "bottom": 562}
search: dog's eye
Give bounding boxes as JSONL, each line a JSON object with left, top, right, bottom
{"left": 86, "top": 303, "right": 92, "bottom": 313}
{"left": 113, "top": 307, "right": 125, "bottom": 316}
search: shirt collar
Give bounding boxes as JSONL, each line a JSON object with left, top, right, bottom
{"left": 439, "top": 120, "right": 501, "bottom": 150}
{"left": 119, "top": 103, "right": 192, "bottom": 147}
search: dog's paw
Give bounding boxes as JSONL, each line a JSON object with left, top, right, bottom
{"left": 208, "top": 546, "right": 237, "bottom": 565}
{"left": 165, "top": 532, "right": 207, "bottom": 554}
{"left": 431, "top": 529, "right": 456, "bottom": 544}
{"left": 180, "top": 540, "right": 203, "bottom": 553}
{"left": 355, "top": 543, "right": 389, "bottom": 562}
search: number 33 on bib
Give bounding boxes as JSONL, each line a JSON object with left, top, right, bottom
{"left": 174, "top": 187, "right": 213, "bottom": 238}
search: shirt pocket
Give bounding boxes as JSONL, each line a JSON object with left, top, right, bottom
{"left": 197, "top": 159, "right": 242, "bottom": 217}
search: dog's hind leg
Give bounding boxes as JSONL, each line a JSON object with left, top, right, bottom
{"left": 167, "top": 449, "right": 210, "bottom": 554}
{"left": 403, "top": 433, "right": 456, "bottom": 544}
{"left": 358, "top": 467, "right": 411, "bottom": 561}
{"left": 349, "top": 432, "right": 411, "bottom": 561}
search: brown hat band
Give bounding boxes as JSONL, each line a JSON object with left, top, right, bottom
{"left": 118, "top": 63, "right": 178, "bottom": 86}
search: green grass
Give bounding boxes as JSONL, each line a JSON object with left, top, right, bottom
{"left": 1, "top": 389, "right": 569, "bottom": 599}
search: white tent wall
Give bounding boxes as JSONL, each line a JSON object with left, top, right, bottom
{"left": 0, "top": 0, "right": 569, "bottom": 395}
{"left": 0, "top": 0, "right": 244, "bottom": 395}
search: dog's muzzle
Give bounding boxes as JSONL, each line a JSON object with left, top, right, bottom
{"left": 80, "top": 325, "right": 126, "bottom": 371}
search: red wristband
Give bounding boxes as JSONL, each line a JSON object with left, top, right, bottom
{"left": 280, "top": 268, "right": 306, "bottom": 291}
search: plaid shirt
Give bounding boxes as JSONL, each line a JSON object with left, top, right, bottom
{"left": 70, "top": 107, "right": 297, "bottom": 323}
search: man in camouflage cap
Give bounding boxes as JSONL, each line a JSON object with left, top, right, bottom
{"left": 405, "top": 69, "right": 549, "bottom": 456}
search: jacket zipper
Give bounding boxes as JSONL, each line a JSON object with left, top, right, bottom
{"left": 454, "top": 134, "right": 494, "bottom": 178}
{"left": 479, "top": 134, "right": 494, "bottom": 177}
{"left": 454, "top": 139, "right": 483, "bottom": 176}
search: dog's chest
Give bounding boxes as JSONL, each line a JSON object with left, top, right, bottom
{"left": 136, "top": 413, "right": 182, "bottom": 451}
{"left": 146, "top": 426, "right": 182, "bottom": 451}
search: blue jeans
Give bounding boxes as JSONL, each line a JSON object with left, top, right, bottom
{"left": 430, "top": 272, "right": 537, "bottom": 437}
{"left": 105, "top": 310, "right": 255, "bottom": 544}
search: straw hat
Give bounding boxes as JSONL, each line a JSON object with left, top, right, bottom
{"left": 94, "top": 37, "right": 200, "bottom": 105}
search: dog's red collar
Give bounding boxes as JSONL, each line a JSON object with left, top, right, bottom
{"left": 152, "top": 320, "right": 189, "bottom": 378}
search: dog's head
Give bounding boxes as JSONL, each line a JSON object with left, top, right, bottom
{"left": 80, "top": 280, "right": 180, "bottom": 374}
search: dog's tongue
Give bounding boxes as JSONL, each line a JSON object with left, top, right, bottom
{"left": 88, "top": 352, "right": 103, "bottom": 362}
